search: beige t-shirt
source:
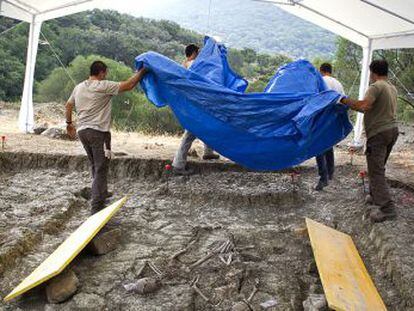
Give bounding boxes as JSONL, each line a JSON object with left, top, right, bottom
{"left": 68, "top": 80, "right": 120, "bottom": 132}
{"left": 364, "top": 80, "right": 398, "bottom": 139}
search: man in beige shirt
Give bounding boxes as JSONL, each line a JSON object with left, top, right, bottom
{"left": 341, "top": 60, "right": 398, "bottom": 223}
{"left": 66, "top": 60, "right": 146, "bottom": 213}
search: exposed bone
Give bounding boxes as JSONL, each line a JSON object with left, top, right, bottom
{"left": 147, "top": 260, "right": 163, "bottom": 277}
{"left": 247, "top": 279, "right": 260, "bottom": 303}
{"left": 191, "top": 275, "right": 221, "bottom": 307}
{"left": 135, "top": 262, "right": 147, "bottom": 278}
{"left": 191, "top": 276, "right": 210, "bottom": 302}
{"left": 218, "top": 253, "right": 233, "bottom": 266}
{"left": 226, "top": 253, "right": 233, "bottom": 265}
{"left": 218, "top": 254, "right": 227, "bottom": 265}
{"left": 189, "top": 240, "right": 228, "bottom": 270}
{"left": 235, "top": 245, "right": 255, "bottom": 251}
{"left": 219, "top": 240, "right": 231, "bottom": 254}
{"left": 170, "top": 237, "right": 198, "bottom": 261}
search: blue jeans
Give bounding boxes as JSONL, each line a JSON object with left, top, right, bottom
{"left": 316, "top": 148, "right": 334, "bottom": 182}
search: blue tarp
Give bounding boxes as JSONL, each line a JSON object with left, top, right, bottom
{"left": 135, "top": 37, "right": 352, "bottom": 171}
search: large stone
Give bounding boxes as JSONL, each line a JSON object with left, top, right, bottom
{"left": 302, "top": 294, "right": 327, "bottom": 311}
{"left": 46, "top": 270, "right": 79, "bottom": 304}
{"left": 33, "top": 123, "right": 48, "bottom": 135}
{"left": 231, "top": 301, "right": 251, "bottom": 311}
{"left": 88, "top": 228, "right": 121, "bottom": 255}
{"left": 41, "top": 127, "right": 69, "bottom": 140}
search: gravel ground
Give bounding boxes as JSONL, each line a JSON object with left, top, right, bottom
{"left": 0, "top": 154, "right": 413, "bottom": 310}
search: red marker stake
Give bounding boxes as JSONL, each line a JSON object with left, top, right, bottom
{"left": 165, "top": 163, "right": 172, "bottom": 189}
{"left": 290, "top": 171, "right": 300, "bottom": 191}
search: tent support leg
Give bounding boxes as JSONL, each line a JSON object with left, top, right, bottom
{"left": 18, "top": 16, "right": 42, "bottom": 133}
{"left": 352, "top": 40, "right": 373, "bottom": 147}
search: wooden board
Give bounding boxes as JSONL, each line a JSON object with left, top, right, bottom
{"left": 306, "top": 218, "right": 387, "bottom": 311}
{"left": 3, "top": 197, "right": 128, "bottom": 302}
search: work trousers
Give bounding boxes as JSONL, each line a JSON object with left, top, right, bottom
{"left": 78, "top": 128, "right": 110, "bottom": 210}
{"left": 316, "top": 148, "right": 335, "bottom": 182}
{"left": 172, "top": 130, "right": 214, "bottom": 169}
{"left": 366, "top": 127, "right": 399, "bottom": 210}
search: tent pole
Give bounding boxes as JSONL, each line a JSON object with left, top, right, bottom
{"left": 352, "top": 39, "right": 373, "bottom": 147}
{"left": 18, "top": 15, "right": 42, "bottom": 133}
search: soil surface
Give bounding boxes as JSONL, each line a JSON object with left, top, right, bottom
{"left": 0, "top": 102, "right": 413, "bottom": 310}
{"left": 0, "top": 155, "right": 412, "bottom": 310}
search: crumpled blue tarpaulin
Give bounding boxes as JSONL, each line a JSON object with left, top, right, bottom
{"left": 135, "top": 37, "right": 352, "bottom": 171}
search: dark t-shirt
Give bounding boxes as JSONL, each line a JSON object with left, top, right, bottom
{"left": 364, "top": 80, "right": 398, "bottom": 139}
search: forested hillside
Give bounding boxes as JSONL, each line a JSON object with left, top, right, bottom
{"left": 0, "top": 9, "right": 290, "bottom": 102}
{"left": 116, "top": 0, "right": 337, "bottom": 58}
{"left": 1, "top": 9, "right": 413, "bottom": 133}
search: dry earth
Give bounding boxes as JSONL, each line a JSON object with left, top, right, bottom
{"left": 0, "top": 102, "right": 413, "bottom": 310}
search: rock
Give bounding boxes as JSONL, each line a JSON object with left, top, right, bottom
{"left": 123, "top": 277, "right": 161, "bottom": 294}
{"left": 232, "top": 301, "right": 251, "bottom": 311}
{"left": 88, "top": 228, "right": 121, "bottom": 255}
{"left": 187, "top": 148, "right": 199, "bottom": 158}
{"left": 75, "top": 187, "right": 91, "bottom": 200}
{"left": 309, "top": 283, "right": 324, "bottom": 294}
{"left": 33, "top": 123, "right": 48, "bottom": 135}
{"left": 41, "top": 127, "right": 69, "bottom": 140}
{"left": 260, "top": 298, "right": 278, "bottom": 309}
{"left": 302, "top": 294, "right": 327, "bottom": 311}
{"left": 72, "top": 293, "right": 105, "bottom": 310}
{"left": 292, "top": 226, "right": 308, "bottom": 237}
{"left": 46, "top": 270, "right": 79, "bottom": 304}
{"left": 307, "top": 261, "right": 317, "bottom": 274}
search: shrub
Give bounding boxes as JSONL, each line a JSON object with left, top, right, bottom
{"left": 37, "top": 54, "right": 182, "bottom": 135}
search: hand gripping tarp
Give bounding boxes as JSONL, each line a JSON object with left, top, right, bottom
{"left": 135, "top": 37, "right": 352, "bottom": 171}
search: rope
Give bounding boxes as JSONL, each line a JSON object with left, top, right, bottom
{"left": 0, "top": 21, "right": 24, "bottom": 36}
{"left": 389, "top": 68, "right": 414, "bottom": 100}
{"left": 40, "top": 31, "right": 76, "bottom": 86}
{"left": 346, "top": 71, "right": 360, "bottom": 96}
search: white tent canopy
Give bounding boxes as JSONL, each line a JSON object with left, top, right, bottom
{"left": 1, "top": 0, "right": 414, "bottom": 145}
{"left": 1, "top": 0, "right": 99, "bottom": 133}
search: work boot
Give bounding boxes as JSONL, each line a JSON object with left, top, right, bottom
{"left": 172, "top": 166, "right": 194, "bottom": 176}
{"left": 315, "top": 178, "right": 328, "bottom": 191}
{"left": 91, "top": 202, "right": 105, "bottom": 215}
{"left": 369, "top": 206, "right": 397, "bottom": 223}
{"left": 202, "top": 153, "right": 219, "bottom": 160}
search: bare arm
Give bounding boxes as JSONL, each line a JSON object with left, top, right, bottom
{"left": 119, "top": 68, "right": 147, "bottom": 92}
{"left": 65, "top": 101, "right": 74, "bottom": 123}
{"left": 340, "top": 96, "right": 374, "bottom": 113}
{"left": 65, "top": 101, "right": 76, "bottom": 139}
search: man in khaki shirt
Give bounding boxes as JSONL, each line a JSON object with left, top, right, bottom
{"left": 66, "top": 60, "right": 146, "bottom": 213}
{"left": 341, "top": 60, "right": 398, "bottom": 223}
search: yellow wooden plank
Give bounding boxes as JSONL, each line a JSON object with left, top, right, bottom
{"left": 3, "top": 197, "right": 128, "bottom": 302}
{"left": 305, "top": 218, "right": 387, "bottom": 311}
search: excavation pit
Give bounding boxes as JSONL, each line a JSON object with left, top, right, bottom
{"left": 0, "top": 152, "right": 413, "bottom": 310}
